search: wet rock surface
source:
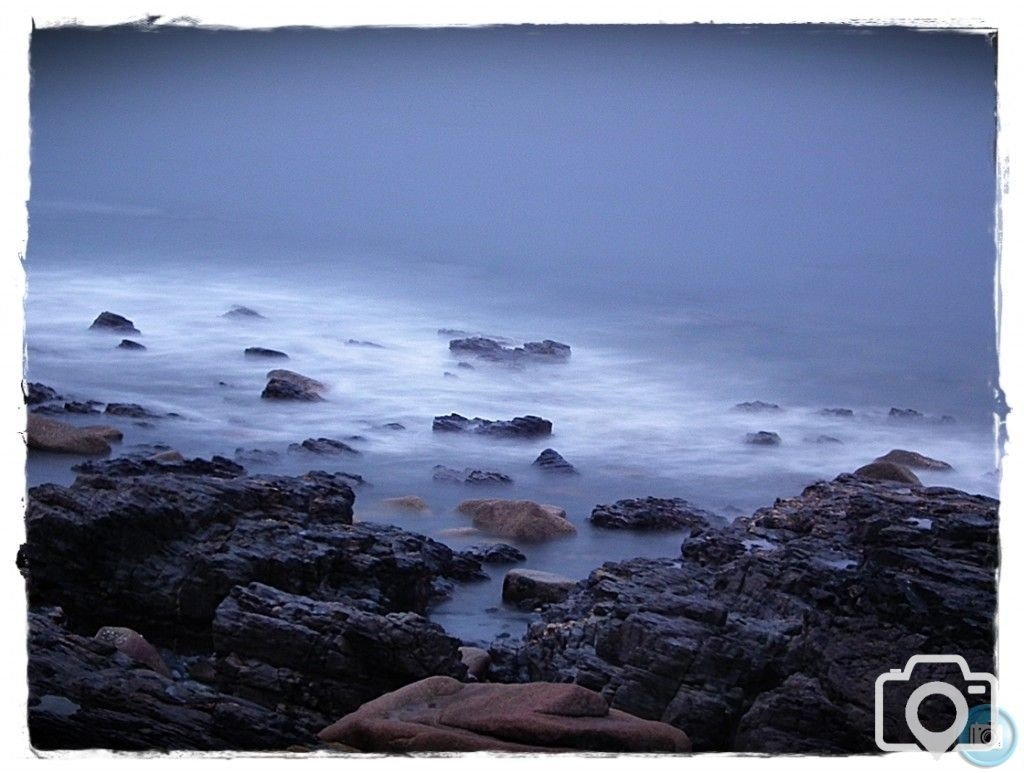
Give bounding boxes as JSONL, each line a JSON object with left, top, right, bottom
{"left": 433, "top": 413, "right": 552, "bottom": 438}
{"left": 589, "top": 496, "right": 725, "bottom": 532}
{"left": 502, "top": 569, "right": 577, "bottom": 608}
{"left": 460, "top": 542, "right": 527, "bottom": 565}
{"left": 262, "top": 377, "right": 323, "bottom": 401}
{"left": 25, "top": 382, "right": 62, "bottom": 406}
{"left": 854, "top": 461, "right": 922, "bottom": 485}
{"left": 487, "top": 475, "right": 997, "bottom": 753}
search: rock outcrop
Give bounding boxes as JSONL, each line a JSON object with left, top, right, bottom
{"left": 487, "top": 475, "right": 997, "bottom": 753}
{"left": 90, "top": 311, "right": 140, "bottom": 335}
{"left": 589, "top": 496, "right": 724, "bottom": 532}
{"left": 318, "top": 676, "right": 691, "bottom": 752}
{"left": 433, "top": 413, "right": 552, "bottom": 438}
{"left": 449, "top": 337, "right": 571, "bottom": 364}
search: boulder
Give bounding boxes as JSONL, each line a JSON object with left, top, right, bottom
{"left": 433, "top": 465, "right": 513, "bottom": 485}
{"left": 222, "top": 305, "right": 265, "bottom": 320}
{"left": 875, "top": 449, "right": 953, "bottom": 471}
{"left": 589, "top": 497, "right": 724, "bottom": 532}
{"left": 262, "top": 377, "right": 323, "bottom": 401}
{"left": 117, "top": 339, "right": 146, "bottom": 351}
{"left": 244, "top": 347, "right": 288, "bottom": 360}
{"left": 318, "top": 676, "right": 691, "bottom": 752}
{"left": 532, "top": 448, "right": 578, "bottom": 474}
{"left": 854, "top": 461, "right": 922, "bottom": 485}
{"left": 90, "top": 311, "right": 140, "bottom": 335}
{"left": 266, "top": 369, "right": 326, "bottom": 395}
{"left": 459, "top": 646, "right": 491, "bottom": 680}
{"left": 745, "top": 431, "right": 781, "bottom": 446}
{"left": 502, "top": 569, "right": 576, "bottom": 607}
{"left": 460, "top": 543, "right": 527, "bottom": 564}
{"left": 432, "top": 413, "right": 552, "bottom": 438}
{"left": 289, "top": 437, "right": 360, "bottom": 455}
{"left": 25, "top": 382, "right": 61, "bottom": 406}
{"left": 457, "top": 499, "right": 576, "bottom": 541}
{"left": 94, "top": 626, "right": 171, "bottom": 677}
{"left": 26, "top": 414, "right": 117, "bottom": 455}
{"left": 732, "top": 401, "right": 782, "bottom": 413}
{"left": 380, "top": 495, "right": 430, "bottom": 512}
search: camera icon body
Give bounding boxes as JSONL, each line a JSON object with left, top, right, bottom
{"left": 875, "top": 654, "right": 998, "bottom": 754}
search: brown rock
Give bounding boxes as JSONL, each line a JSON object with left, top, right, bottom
{"left": 458, "top": 646, "right": 491, "bottom": 680}
{"left": 853, "top": 461, "right": 921, "bottom": 486}
{"left": 94, "top": 626, "right": 171, "bottom": 678}
{"left": 456, "top": 499, "right": 576, "bottom": 541}
{"left": 26, "top": 414, "right": 118, "bottom": 455}
{"left": 380, "top": 495, "right": 430, "bottom": 513}
{"left": 318, "top": 676, "right": 691, "bottom": 752}
{"left": 874, "top": 449, "right": 953, "bottom": 471}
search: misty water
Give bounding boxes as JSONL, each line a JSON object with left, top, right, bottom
{"left": 25, "top": 25, "right": 999, "bottom": 645}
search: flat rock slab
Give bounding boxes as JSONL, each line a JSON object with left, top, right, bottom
{"left": 26, "top": 414, "right": 120, "bottom": 455}
{"left": 318, "top": 676, "right": 690, "bottom": 752}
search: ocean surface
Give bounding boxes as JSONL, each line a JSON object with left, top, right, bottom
{"left": 24, "top": 25, "right": 1000, "bottom": 643}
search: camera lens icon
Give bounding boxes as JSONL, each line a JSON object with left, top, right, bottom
{"left": 959, "top": 705, "right": 1018, "bottom": 768}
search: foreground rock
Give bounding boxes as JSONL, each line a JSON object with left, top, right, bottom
{"left": 875, "top": 449, "right": 953, "bottom": 471}
{"left": 433, "top": 413, "right": 552, "bottom": 438}
{"left": 26, "top": 414, "right": 121, "bottom": 455}
{"left": 488, "top": 474, "right": 996, "bottom": 753}
{"left": 433, "top": 465, "right": 513, "bottom": 485}
{"left": 854, "top": 461, "right": 921, "bottom": 485}
{"left": 90, "top": 311, "right": 140, "bottom": 335}
{"left": 449, "top": 336, "right": 571, "bottom": 364}
{"left": 532, "top": 448, "right": 578, "bottom": 474}
{"left": 318, "top": 676, "right": 690, "bottom": 752}
{"left": 457, "top": 499, "right": 576, "bottom": 541}
{"left": 589, "top": 497, "right": 724, "bottom": 532}
{"left": 502, "top": 569, "right": 576, "bottom": 608}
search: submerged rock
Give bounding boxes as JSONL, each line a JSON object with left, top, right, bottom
{"left": 289, "top": 437, "right": 361, "bottom": 455}
{"left": 449, "top": 336, "right": 571, "bottom": 364}
{"left": 117, "top": 339, "right": 146, "bottom": 351}
{"left": 26, "top": 414, "right": 119, "bottom": 455}
{"left": 457, "top": 499, "right": 576, "bottom": 542}
{"left": 889, "top": 407, "right": 923, "bottom": 419}
{"left": 745, "top": 431, "right": 781, "bottom": 446}
{"left": 380, "top": 495, "right": 430, "bottom": 512}
{"left": 875, "top": 449, "right": 953, "bottom": 471}
{"left": 807, "top": 435, "right": 843, "bottom": 444}
{"left": 62, "top": 401, "right": 103, "bottom": 415}
{"left": 104, "top": 402, "right": 164, "bottom": 419}
{"left": 732, "top": 400, "right": 781, "bottom": 413}
{"left": 819, "top": 408, "right": 854, "bottom": 417}
{"left": 433, "top": 413, "right": 552, "bottom": 438}
{"left": 502, "top": 568, "right": 576, "bottom": 607}
{"left": 345, "top": 339, "right": 383, "bottom": 348}
{"left": 460, "top": 543, "right": 527, "bottom": 565}
{"left": 853, "top": 461, "right": 921, "bottom": 485}
{"left": 532, "top": 448, "right": 578, "bottom": 474}
{"left": 244, "top": 347, "right": 289, "bottom": 360}
{"left": 318, "top": 676, "right": 691, "bottom": 752}
{"left": 233, "top": 447, "right": 281, "bottom": 465}
{"left": 589, "top": 497, "right": 723, "bottom": 532}
{"left": 90, "top": 311, "right": 140, "bottom": 335}
{"left": 433, "top": 465, "right": 513, "bottom": 485}
{"left": 261, "top": 377, "right": 323, "bottom": 401}
{"left": 487, "top": 475, "right": 997, "bottom": 753}
{"left": 222, "top": 305, "right": 265, "bottom": 320}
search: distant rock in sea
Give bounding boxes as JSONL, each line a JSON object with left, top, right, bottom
{"left": 532, "top": 448, "right": 578, "bottom": 474}
{"left": 222, "top": 305, "right": 265, "bottom": 320}
{"left": 745, "top": 431, "right": 781, "bottom": 446}
{"left": 449, "top": 336, "right": 571, "bottom": 364}
{"left": 90, "top": 311, "right": 140, "bottom": 335}
{"left": 244, "top": 347, "right": 289, "bottom": 360}
{"left": 117, "top": 339, "right": 146, "bottom": 351}
{"left": 345, "top": 339, "right": 384, "bottom": 348}
{"left": 288, "top": 437, "right": 361, "bottom": 455}
{"left": 889, "top": 407, "right": 923, "bottom": 419}
{"left": 433, "top": 413, "right": 552, "bottom": 438}
{"left": 732, "top": 401, "right": 781, "bottom": 413}
{"left": 819, "top": 407, "right": 854, "bottom": 417}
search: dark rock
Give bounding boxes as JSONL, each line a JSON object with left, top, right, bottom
{"left": 745, "top": 431, "right": 781, "bottom": 446}
{"left": 433, "top": 465, "right": 513, "bottom": 485}
{"left": 63, "top": 401, "right": 103, "bottom": 415}
{"left": 25, "top": 382, "right": 61, "bottom": 406}
{"left": 261, "top": 377, "right": 323, "bottom": 402}
{"left": 27, "top": 607, "right": 307, "bottom": 751}
{"left": 589, "top": 497, "right": 724, "bottom": 532}
{"left": 433, "top": 413, "right": 552, "bottom": 438}
{"left": 234, "top": 447, "right": 281, "bottom": 465}
{"left": 244, "top": 347, "right": 289, "bottom": 360}
{"left": 820, "top": 408, "right": 854, "bottom": 417}
{"left": 318, "top": 676, "right": 690, "bottom": 752}
{"left": 807, "top": 435, "right": 843, "bottom": 444}
{"left": 459, "top": 646, "right": 491, "bottom": 680}
{"left": 265, "top": 369, "right": 326, "bottom": 395}
{"left": 732, "top": 401, "right": 782, "bottom": 413}
{"left": 345, "top": 339, "right": 383, "bottom": 348}
{"left": 72, "top": 454, "right": 244, "bottom": 479}
{"left": 90, "top": 311, "right": 140, "bottom": 335}
{"left": 223, "top": 305, "right": 265, "bottom": 320}
{"left": 875, "top": 449, "right": 953, "bottom": 471}
{"left": 289, "top": 437, "right": 361, "bottom": 455}
{"left": 117, "top": 339, "right": 146, "bottom": 351}
{"left": 487, "top": 475, "right": 997, "bottom": 753}
{"left": 104, "top": 403, "right": 164, "bottom": 419}
{"left": 854, "top": 461, "right": 922, "bottom": 486}
{"left": 449, "top": 337, "right": 571, "bottom": 364}
{"left": 460, "top": 543, "right": 527, "bottom": 564}
{"left": 211, "top": 583, "right": 467, "bottom": 723}
{"left": 889, "top": 407, "right": 923, "bottom": 419}
{"left": 443, "top": 371, "right": 458, "bottom": 379}
{"left": 456, "top": 361, "right": 475, "bottom": 370}
{"left": 532, "top": 448, "right": 578, "bottom": 474}
{"left": 502, "top": 569, "right": 576, "bottom": 608}
{"left": 381, "top": 422, "right": 406, "bottom": 431}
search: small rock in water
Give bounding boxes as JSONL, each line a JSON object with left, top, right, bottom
{"left": 532, "top": 448, "right": 578, "bottom": 474}
{"left": 590, "top": 497, "right": 724, "bottom": 532}
{"left": 266, "top": 369, "right": 326, "bottom": 394}
{"left": 345, "top": 339, "right": 384, "bottom": 348}
{"left": 244, "top": 347, "right": 289, "bottom": 360}
{"left": 874, "top": 449, "right": 953, "bottom": 471}
{"left": 460, "top": 543, "right": 527, "bottom": 564}
{"left": 381, "top": 495, "right": 430, "bottom": 512}
{"left": 449, "top": 336, "right": 571, "bottom": 363}
{"left": 433, "top": 465, "right": 513, "bottom": 485}
{"left": 456, "top": 361, "right": 475, "bottom": 370}
{"left": 25, "top": 382, "right": 61, "bottom": 406}
{"left": 502, "top": 568, "right": 576, "bottom": 607}
{"left": 806, "top": 435, "right": 843, "bottom": 444}
{"left": 234, "top": 448, "right": 281, "bottom": 465}
{"left": 289, "top": 437, "right": 361, "bottom": 455}
{"left": 853, "top": 461, "right": 921, "bottom": 486}
{"left": 380, "top": 422, "right": 406, "bottom": 431}
{"left": 457, "top": 499, "right": 576, "bottom": 541}
{"left": 105, "top": 403, "right": 164, "bottom": 419}
{"left": 223, "top": 305, "right": 265, "bottom": 320}
{"left": 443, "top": 371, "right": 458, "bottom": 379}
{"left": 732, "top": 401, "right": 782, "bottom": 413}
{"left": 819, "top": 408, "right": 854, "bottom": 417}
{"left": 745, "top": 431, "right": 781, "bottom": 446}
{"left": 63, "top": 401, "right": 103, "bottom": 415}
{"left": 432, "top": 413, "right": 552, "bottom": 438}
{"left": 889, "top": 407, "right": 923, "bottom": 419}
{"left": 90, "top": 311, "right": 140, "bottom": 335}
{"left": 261, "top": 378, "right": 323, "bottom": 402}
{"left": 117, "top": 339, "right": 146, "bottom": 351}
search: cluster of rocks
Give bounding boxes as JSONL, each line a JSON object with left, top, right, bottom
{"left": 448, "top": 336, "right": 571, "bottom": 364}
{"left": 433, "top": 465, "right": 513, "bottom": 485}
{"left": 589, "top": 497, "right": 725, "bottom": 532}
{"left": 433, "top": 413, "right": 552, "bottom": 438}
